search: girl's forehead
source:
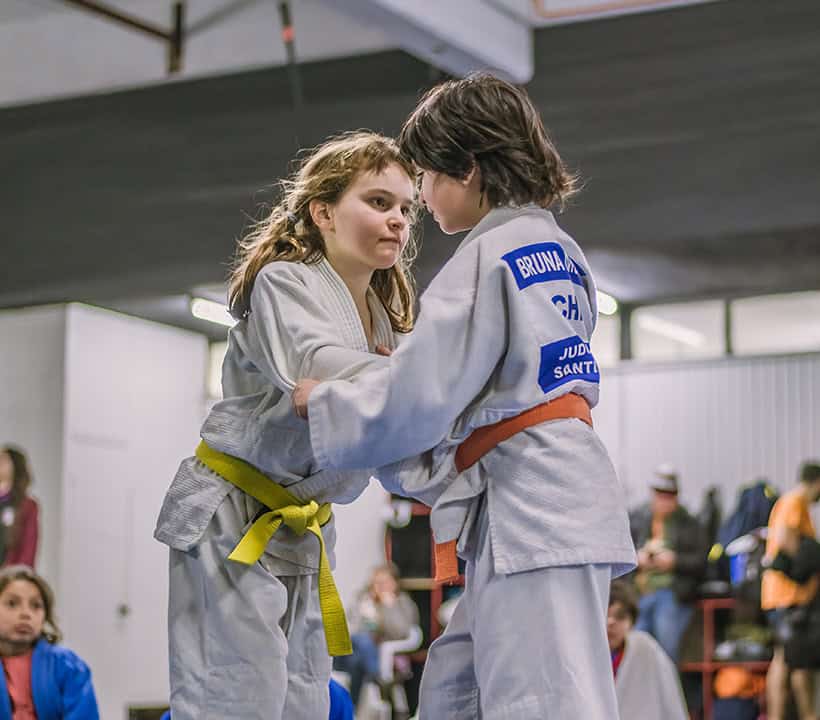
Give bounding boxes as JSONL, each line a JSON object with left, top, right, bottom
{"left": 2, "top": 579, "right": 42, "bottom": 600}
{"left": 352, "top": 165, "right": 414, "bottom": 198}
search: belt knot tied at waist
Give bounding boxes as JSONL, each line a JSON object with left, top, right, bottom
{"left": 195, "top": 441, "right": 351, "bottom": 656}
{"left": 273, "top": 499, "right": 326, "bottom": 537}
{"left": 434, "top": 392, "right": 593, "bottom": 583}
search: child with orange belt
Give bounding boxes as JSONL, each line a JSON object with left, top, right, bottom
{"left": 294, "top": 74, "right": 636, "bottom": 719}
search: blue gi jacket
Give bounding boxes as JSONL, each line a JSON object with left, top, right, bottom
{"left": 328, "top": 678, "right": 354, "bottom": 720}
{"left": 0, "top": 639, "right": 99, "bottom": 720}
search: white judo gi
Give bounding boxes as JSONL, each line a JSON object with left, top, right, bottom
{"left": 154, "top": 258, "right": 395, "bottom": 720}
{"left": 308, "top": 205, "right": 638, "bottom": 719}
{"left": 615, "top": 631, "right": 688, "bottom": 720}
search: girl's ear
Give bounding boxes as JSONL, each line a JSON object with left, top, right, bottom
{"left": 462, "top": 162, "right": 483, "bottom": 189}
{"left": 309, "top": 199, "right": 334, "bottom": 232}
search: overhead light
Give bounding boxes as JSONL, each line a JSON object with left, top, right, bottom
{"left": 637, "top": 313, "right": 705, "bottom": 347}
{"left": 597, "top": 291, "right": 619, "bottom": 316}
{"left": 190, "top": 297, "right": 235, "bottom": 328}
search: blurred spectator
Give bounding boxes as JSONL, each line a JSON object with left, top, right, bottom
{"left": 761, "top": 461, "right": 820, "bottom": 720}
{"left": 333, "top": 564, "right": 419, "bottom": 709}
{"left": 705, "top": 480, "right": 778, "bottom": 592}
{"left": 712, "top": 668, "right": 766, "bottom": 720}
{"left": 629, "top": 464, "right": 707, "bottom": 662}
{"left": 0, "top": 448, "right": 39, "bottom": 568}
{"left": 0, "top": 565, "right": 99, "bottom": 719}
{"left": 607, "top": 580, "right": 688, "bottom": 720}
{"left": 769, "top": 527, "right": 820, "bottom": 672}
{"left": 698, "top": 486, "right": 723, "bottom": 550}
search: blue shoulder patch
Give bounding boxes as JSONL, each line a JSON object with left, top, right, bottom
{"left": 539, "top": 335, "right": 599, "bottom": 394}
{"left": 502, "top": 242, "right": 586, "bottom": 290}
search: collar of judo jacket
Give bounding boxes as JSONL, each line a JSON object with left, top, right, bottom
{"left": 453, "top": 204, "right": 597, "bottom": 319}
{"left": 455, "top": 204, "right": 554, "bottom": 256}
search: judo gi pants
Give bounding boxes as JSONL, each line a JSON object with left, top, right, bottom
{"left": 418, "top": 507, "right": 619, "bottom": 720}
{"left": 167, "top": 487, "right": 332, "bottom": 720}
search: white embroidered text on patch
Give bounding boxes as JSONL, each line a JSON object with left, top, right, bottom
{"left": 502, "top": 242, "right": 586, "bottom": 290}
{"left": 538, "top": 335, "right": 600, "bottom": 394}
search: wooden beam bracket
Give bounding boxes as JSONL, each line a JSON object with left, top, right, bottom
{"left": 62, "top": 0, "right": 186, "bottom": 74}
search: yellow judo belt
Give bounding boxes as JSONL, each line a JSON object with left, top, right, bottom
{"left": 195, "top": 441, "right": 352, "bottom": 656}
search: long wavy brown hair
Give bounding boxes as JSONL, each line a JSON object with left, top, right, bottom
{"left": 0, "top": 565, "right": 62, "bottom": 644}
{"left": 0, "top": 447, "right": 31, "bottom": 556}
{"left": 229, "top": 131, "right": 419, "bottom": 331}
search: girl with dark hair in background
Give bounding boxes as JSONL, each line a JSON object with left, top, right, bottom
{"left": 0, "top": 448, "right": 39, "bottom": 569}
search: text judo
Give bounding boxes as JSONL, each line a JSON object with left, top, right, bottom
{"left": 539, "top": 336, "right": 600, "bottom": 394}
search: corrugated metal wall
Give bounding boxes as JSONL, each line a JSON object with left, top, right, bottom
{"left": 594, "top": 353, "right": 820, "bottom": 517}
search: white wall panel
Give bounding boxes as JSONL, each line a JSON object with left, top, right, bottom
{"left": 592, "top": 370, "right": 629, "bottom": 499}
{"left": 595, "top": 353, "right": 820, "bottom": 517}
{"left": 61, "top": 304, "right": 208, "bottom": 720}
{"left": 0, "top": 305, "right": 66, "bottom": 588}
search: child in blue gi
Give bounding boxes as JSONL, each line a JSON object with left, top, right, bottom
{"left": 294, "top": 74, "right": 637, "bottom": 719}
{"left": 0, "top": 565, "right": 99, "bottom": 719}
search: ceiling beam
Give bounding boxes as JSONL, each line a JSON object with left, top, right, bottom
{"left": 60, "top": 0, "right": 186, "bottom": 73}
{"left": 329, "top": 0, "right": 533, "bottom": 83}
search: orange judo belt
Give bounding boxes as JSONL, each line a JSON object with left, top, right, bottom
{"left": 433, "top": 392, "right": 593, "bottom": 583}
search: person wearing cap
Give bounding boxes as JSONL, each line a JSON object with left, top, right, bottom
{"left": 628, "top": 464, "right": 707, "bottom": 663}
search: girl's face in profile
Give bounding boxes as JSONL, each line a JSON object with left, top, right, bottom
{"left": 0, "top": 580, "right": 45, "bottom": 651}
{"left": 418, "top": 167, "right": 485, "bottom": 235}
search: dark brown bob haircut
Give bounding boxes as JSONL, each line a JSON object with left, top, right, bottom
{"left": 608, "top": 580, "right": 639, "bottom": 624}
{"left": 800, "top": 461, "right": 820, "bottom": 484}
{"left": 399, "top": 72, "right": 578, "bottom": 210}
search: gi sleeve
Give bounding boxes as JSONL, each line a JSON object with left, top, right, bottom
{"left": 246, "top": 265, "right": 387, "bottom": 391}
{"left": 374, "top": 446, "right": 457, "bottom": 507}
{"left": 308, "top": 248, "right": 508, "bottom": 470}
{"left": 58, "top": 651, "right": 101, "bottom": 720}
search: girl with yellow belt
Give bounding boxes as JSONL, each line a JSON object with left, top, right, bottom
{"left": 154, "top": 131, "right": 419, "bottom": 720}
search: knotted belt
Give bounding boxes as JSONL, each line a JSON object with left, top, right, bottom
{"left": 433, "top": 393, "right": 593, "bottom": 583}
{"left": 195, "top": 441, "right": 351, "bottom": 656}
